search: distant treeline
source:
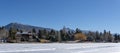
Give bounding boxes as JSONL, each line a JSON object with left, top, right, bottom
{"left": 0, "top": 26, "right": 120, "bottom": 43}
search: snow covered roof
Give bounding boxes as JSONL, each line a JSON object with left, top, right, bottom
{"left": 16, "top": 32, "right": 33, "bottom": 35}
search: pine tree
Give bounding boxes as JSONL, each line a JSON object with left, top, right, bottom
{"left": 8, "top": 27, "right": 17, "bottom": 40}
{"left": 38, "top": 30, "right": 42, "bottom": 39}
{"left": 75, "top": 28, "right": 82, "bottom": 33}
{"left": 32, "top": 28, "right": 36, "bottom": 33}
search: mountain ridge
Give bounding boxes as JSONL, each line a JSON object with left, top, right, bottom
{"left": 4, "top": 22, "right": 53, "bottom": 32}
{"left": 3, "top": 22, "right": 88, "bottom": 34}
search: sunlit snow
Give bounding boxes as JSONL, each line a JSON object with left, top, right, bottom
{"left": 0, "top": 43, "right": 120, "bottom": 53}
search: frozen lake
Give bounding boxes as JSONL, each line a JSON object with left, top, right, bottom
{"left": 0, "top": 43, "right": 120, "bottom": 53}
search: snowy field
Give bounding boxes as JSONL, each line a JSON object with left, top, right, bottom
{"left": 0, "top": 43, "right": 120, "bottom": 53}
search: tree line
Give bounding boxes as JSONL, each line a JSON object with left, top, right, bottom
{"left": 0, "top": 26, "right": 120, "bottom": 43}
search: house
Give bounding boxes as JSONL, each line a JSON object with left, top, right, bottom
{"left": 15, "top": 32, "right": 38, "bottom": 43}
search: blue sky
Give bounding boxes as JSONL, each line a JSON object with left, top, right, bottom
{"left": 0, "top": 0, "right": 120, "bottom": 33}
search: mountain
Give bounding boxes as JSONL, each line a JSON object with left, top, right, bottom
{"left": 4, "top": 23, "right": 53, "bottom": 32}
{"left": 4, "top": 22, "right": 89, "bottom": 34}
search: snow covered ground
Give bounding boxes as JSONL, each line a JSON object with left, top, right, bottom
{"left": 0, "top": 43, "right": 120, "bottom": 53}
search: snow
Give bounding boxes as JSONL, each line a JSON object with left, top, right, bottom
{"left": 0, "top": 43, "right": 120, "bottom": 53}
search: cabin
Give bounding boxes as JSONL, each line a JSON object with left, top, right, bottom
{"left": 15, "top": 32, "right": 38, "bottom": 43}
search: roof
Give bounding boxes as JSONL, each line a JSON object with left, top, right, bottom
{"left": 16, "top": 32, "right": 33, "bottom": 35}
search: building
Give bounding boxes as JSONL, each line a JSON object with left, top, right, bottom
{"left": 15, "top": 32, "right": 38, "bottom": 43}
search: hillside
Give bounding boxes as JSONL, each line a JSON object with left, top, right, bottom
{"left": 4, "top": 23, "right": 52, "bottom": 32}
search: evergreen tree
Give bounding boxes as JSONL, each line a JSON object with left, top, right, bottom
{"left": 75, "top": 28, "right": 82, "bottom": 33}
{"left": 38, "top": 30, "right": 42, "bottom": 39}
{"left": 95, "top": 31, "right": 100, "bottom": 41}
{"left": 50, "top": 29, "right": 55, "bottom": 35}
{"left": 60, "top": 29, "right": 66, "bottom": 41}
{"left": 114, "top": 34, "right": 118, "bottom": 40}
{"left": 103, "top": 30, "right": 108, "bottom": 42}
{"left": 8, "top": 27, "right": 17, "bottom": 40}
{"left": 0, "top": 26, "right": 1, "bottom": 29}
{"left": 20, "top": 30, "right": 23, "bottom": 33}
{"left": 32, "top": 28, "right": 36, "bottom": 33}
{"left": 107, "top": 31, "right": 114, "bottom": 42}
